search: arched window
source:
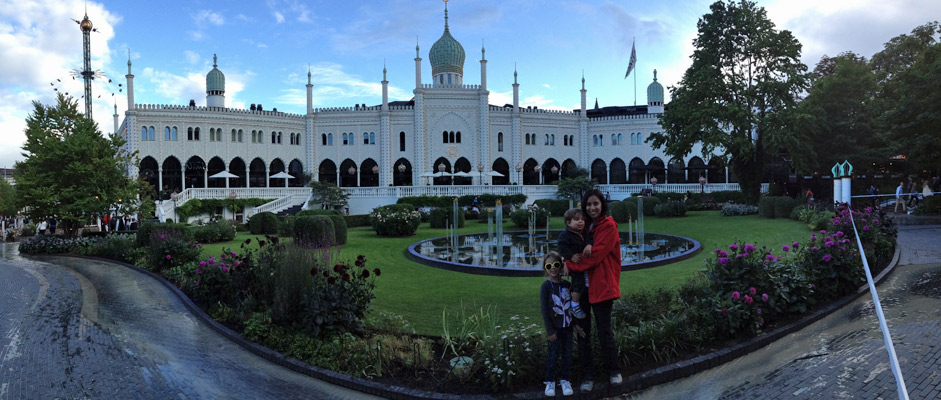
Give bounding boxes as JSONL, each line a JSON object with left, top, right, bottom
{"left": 149, "top": 127, "right": 155, "bottom": 141}
{"left": 443, "top": 131, "right": 448, "bottom": 143}
{"left": 322, "top": 133, "right": 327, "bottom": 146}
{"left": 165, "top": 127, "right": 171, "bottom": 140}
{"left": 238, "top": 129, "right": 243, "bottom": 142}
{"left": 342, "top": 133, "right": 348, "bottom": 145}
{"left": 231, "top": 129, "right": 237, "bottom": 142}
{"left": 525, "top": 134, "right": 530, "bottom": 145}
{"left": 363, "top": 132, "right": 369, "bottom": 145}
{"left": 210, "top": 128, "right": 216, "bottom": 141}
{"left": 142, "top": 127, "right": 147, "bottom": 141}
{"left": 497, "top": 132, "right": 503, "bottom": 152}
{"left": 278, "top": 131, "right": 282, "bottom": 144}
{"left": 618, "top": 133, "right": 623, "bottom": 145}
{"left": 399, "top": 131, "right": 406, "bottom": 151}
{"left": 188, "top": 127, "right": 194, "bottom": 141}
{"left": 327, "top": 133, "right": 333, "bottom": 145}
{"left": 449, "top": 131, "right": 455, "bottom": 143}
{"left": 272, "top": 131, "right": 277, "bottom": 144}
{"left": 456, "top": 131, "right": 461, "bottom": 143}
{"left": 184, "top": 127, "right": 189, "bottom": 141}
{"left": 550, "top": 134, "right": 555, "bottom": 145}
{"left": 545, "top": 134, "right": 549, "bottom": 145}
{"left": 592, "top": 135, "right": 598, "bottom": 146}
{"left": 369, "top": 132, "right": 375, "bottom": 144}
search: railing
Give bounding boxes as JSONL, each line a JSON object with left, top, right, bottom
{"left": 342, "top": 183, "right": 761, "bottom": 200}
{"left": 598, "top": 183, "right": 758, "bottom": 196}
{"left": 247, "top": 195, "right": 294, "bottom": 219}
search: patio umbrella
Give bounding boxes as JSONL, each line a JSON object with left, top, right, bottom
{"left": 419, "top": 172, "right": 438, "bottom": 178}
{"left": 486, "top": 171, "right": 506, "bottom": 177}
{"left": 209, "top": 171, "right": 240, "bottom": 179}
{"left": 269, "top": 171, "right": 294, "bottom": 179}
{"left": 452, "top": 171, "right": 475, "bottom": 178}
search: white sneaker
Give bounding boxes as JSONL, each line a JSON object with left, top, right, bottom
{"left": 544, "top": 381, "right": 556, "bottom": 397}
{"left": 580, "top": 380, "right": 594, "bottom": 393}
{"left": 560, "top": 380, "right": 574, "bottom": 396}
{"left": 610, "top": 373, "right": 623, "bottom": 385}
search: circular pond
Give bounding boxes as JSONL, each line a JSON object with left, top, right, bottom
{"left": 407, "top": 230, "right": 701, "bottom": 276}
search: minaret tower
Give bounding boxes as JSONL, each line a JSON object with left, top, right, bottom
{"left": 77, "top": 9, "right": 95, "bottom": 118}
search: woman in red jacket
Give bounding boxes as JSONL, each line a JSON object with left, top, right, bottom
{"left": 565, "top": 188, "right": 622, "bottom": 392}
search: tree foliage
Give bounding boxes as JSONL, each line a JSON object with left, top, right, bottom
{"left": 650, "top": 0, "right": 809, "bottom": 203}
{"left": 557, "top": 176, "right": 596, "bottom": 202}
{"left": 309, "top": 180, "right": 350, "bottom": 210}
{"left": 0, "top": 179, "right": 16, "bottom": 217}
{"left": 15, "top": 94, "right": 140, "bottom": 238}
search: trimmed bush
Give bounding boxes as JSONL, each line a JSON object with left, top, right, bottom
{"left": 297, "top": 209, "right": 342, "bottom": 217}
{"left": 720, "top": 203, "right": 759, "bottom": 216}
{"left": 294, "top": 216, "right": 335, "bottom": 247}
{"left": 773, "top": 197, "right": 797, "bottom": 219}
{"left": 344, "top": 214, "right": 370, "bottom": 228}
{"left": 248, "top": 212, "right": 279, "bottom": 234}
{"left": 654, "top": 201, "right": 687, "bottom": 217}
{"left": 510, "top": 206, "right": 550, "bottom": 228}
{"left": 710, "top": 190, "right": 749, "bottom": 205}
{"left": 609, "top": 200, "right": 639, "bottom": 223}
{"left": 398, "top": 194, "right": 527, "bottom": 208}
{"left": 369, "top": 205, "right": 421, "bottom": 236}
{"left": 278, "top": 216, "right": 295, "bottom": 237}
{"left": 758, "top": 196, "right": 776, "bottom": 218}
{"left": 429, "top": 207, "right": 466, "bottom": 229}
{"left": 534, "top": 199, "right": 570, "bottom": 217}
{"left": 327, "top": 214, "right": 348, "bottom": 245}
{"left": 624, "top": 196, "right": 660, "bottom": 216}
{"left": 192, "top": 220, "right": 237, "bottom": 243}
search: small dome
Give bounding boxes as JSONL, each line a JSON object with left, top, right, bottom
{"left": 206, "top": 54, "right": 225, "bottom": 93}
{"left": 429, "top": 5, "right": 465, "bottom": 76}
{"left": 647, "top": 69, "right": 664, "bottom": 104}
{"left": 80, "top": 16, "right": 93, "bottom": 32}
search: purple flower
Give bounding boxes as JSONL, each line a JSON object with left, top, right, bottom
{"left": 160, "top": 234, "right": 165, "bottom": 239}
{"left": 196, "top": 268, "right": 203, "bottom": 275}
{"left": 744, "top": 244, "right": 757, "bottom": 253}
{"left": 811, "top": 246, "right": 819, "bottom": 251}
{"left": 719, "top": 250, "right": 728, "bottom": 257}
{"left": 222, "top": 266, "right": 230, "bottom": 272}
{"left": 782, "top": 245, "right": 791, "bottom": 252}
{"left": 722, "top": 308, "right": 729, "bottom": 316}
{"left": 793, "top": 242, "right": 800, "bottom": 249}
{"left": 195, "top": 281, "right": 199, "bottom": 287}
{"left": 820, "top": 230, "right": 826, "bottom": 235}
{"left": 736, "top": 254, "right": 744, "bottom": 259}
{"left": 863, "top": 225, "right": 870, "bottom": 231}
{"left": 757, "top": 308, "right": 762, "bottom": 315}
{"left": 766, "top": 254, "right": 775, "bottom": 261}
{"left": 762, "top": 293, "right": 769, "bottom": 302}
{"left": 231, "top": 252, "right": 237, "bottom": 257}
{"left": 729, "top": 243, "right": 739, "bottom": 251}
{"left": 732, "top": 291, "right": 741, "bottom": 300}
{"left": 199, "top": 261, "right": 206, "bottom": 267}
{"left": 715, "top": 248, "right": 722, "bottom": 254}
{"left": 825, "top": 240, "right": 835, "bottom": 248}
{"left": 165, "top": 254, "right": 171, "bottom": 260}
{"left": 745, "top": 295, "right": 754, "bottom": 304}
{"left": 823, "top": 254, "right": 833, "bottom": 262}
{"left": 718, "top": 257, "right": 730, "bottom": 266}
{"left": 873, "top": 219, "right": 879, "bottom": 225}
{"left": 749, "top": 287, "right": 757, "bottom": 295}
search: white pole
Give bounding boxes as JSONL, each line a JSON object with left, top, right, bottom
{"left": 842, "top": 177, "right": 852, "bottom": 205}
{"left": 833, "top": 178, "right": 843, "bottom": 205}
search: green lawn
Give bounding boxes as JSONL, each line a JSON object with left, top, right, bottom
{"left": 201, "top": 211, "right": 810, "bottom": 335}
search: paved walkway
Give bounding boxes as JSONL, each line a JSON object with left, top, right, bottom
{"left": 0, "top": 245, "right": 381, "bottom": 400}
{"left": 626, "top": 224, "right": 941, "bottom": 399}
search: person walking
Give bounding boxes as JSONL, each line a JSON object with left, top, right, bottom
{"left": 895, "top": 182, "right": 907, "bottom": 213}
{"left": 565, "top": 188, "right": 623, "bottom": 392}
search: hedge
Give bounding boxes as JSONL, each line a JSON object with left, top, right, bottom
{"left": 510, "top": 208, "right": 550, "bottom": 228}
{"left": 534, "top": 199, "right": 570, "bottom": 217}
{"left": 136, "top": 222, "right": 192, "bottom": 247}
{"left": 758, "top": 196, "right": 798, "bottom": 219}
{"left": 192, "top": 220, "right": 237, "bottom": 243}
{"left": 609, "top": 200, "right": 639, "bottom": 223}
{"left": 297, "top": 209, "right": 342, "bottom": 217}
{"left": 344, "top": 214, "right": 371, "bottom": 228}
{"left": 327, "top": 214, "right": 348, "bottom": 245}
{"left": 278, "top": 216, "right": 295, "bottom": 237}
{"left": 294, "top": 216, "right": 335, "bottom": 247}
{"left": 654, "top": 201, "right": 687, "bottom": 217}
{"left": 397, "top": 194, "right": 527, "bottom": 208}
{"left": 248, "top": 212, "right": 279, "bottom": 234}
{"left": 429, "top": 207, "right": 466, "bottom": 229}
{"left": 623, "top": 197, "right": 660, "bottom": 216}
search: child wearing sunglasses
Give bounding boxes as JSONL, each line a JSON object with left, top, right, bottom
{"left": 540, "top": 251, "right": 575, "bottom": 397}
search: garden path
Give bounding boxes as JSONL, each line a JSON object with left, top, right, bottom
{"left": 0, "top": 244, "right": 382, "bottom": 400}
{"left": 625, "top": 224, "right": 941, "bottom": 399}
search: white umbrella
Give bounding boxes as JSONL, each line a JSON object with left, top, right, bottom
{"left": 209, "top": 171, "right": 239, "bottom": 179}
{"left": 419, "top": 172, "right": 438, "bottom": 178}
{"left": 486, "top": 171, "right": 505, "bottom": 177}
{"left": 452, "top": 171, "right": 474, "bottom": 178}
{"left": 431, "top": 171, "right": 453, "bottom": 177}
{"left": 269, "top": 171, "right": 294, "bottom": 179}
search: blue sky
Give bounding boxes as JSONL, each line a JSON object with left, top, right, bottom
{"left": 1, "top": 0, "right": 939, "bottom": 168}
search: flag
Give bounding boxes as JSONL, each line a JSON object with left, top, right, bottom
{"left": 624, "top": 40, "right": 637, "bottom": 79}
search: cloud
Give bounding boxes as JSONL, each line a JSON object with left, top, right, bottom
{"left": 275, "top": 62, "right": 409, "bottom": 108}
{"left": 184, "top": 51, "right": 200, "bottom": 65}
{"left": 266, "top": 0, "right": 312, "bottom": 24}
{"left": 542, "top": 84, "right": 550, "bottom": 88}
{"left": 328, "top": 1, "right": 434, "bottom": 54}
{"left": 194, "top": 10, "right": 225, "bottom": 26}
{"left": 273, "top": 12, "right": 285, "bottom": 24}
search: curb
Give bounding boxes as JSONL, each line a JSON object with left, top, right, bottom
{"left": 49, "top": 242, "right": 901, "bottom": 400}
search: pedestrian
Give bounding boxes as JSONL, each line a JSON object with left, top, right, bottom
{"left": 895, "top": 182, "right": 907, "bottom": 213}
{"left": 564, "top": 188, "right": 623, "bottom": 393}
{"left": 540, "top": 250, "right": 575, "bottom": 397}
{"left": 868, "top": 185, "right": 879, "bottom": 208}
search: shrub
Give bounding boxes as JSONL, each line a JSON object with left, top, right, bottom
{"left": 609, "top": 200, "right": 640, "bottom": 223}
{"left": 758, "top": 196, "right": 776, "bottom": 218}
{"left": 344, "top": 214, "right": 370, "bottom": 228}
{"left": 624, "top": 196, "right": 660, "bottom": 216}
{"left": 796, "top": 229, "right": 863, "bottom": 299}
{"left": 248, "top": 212, "right": 279, "bottom": 235}
{"left": 429, "top": 207, "right": 466, "bottom": 229}
{"left": 294, "top": 216, "right": 335, "bottom": 247}
{"left": 534, "top": 199, "right": 569, "bottom": 217}
{"left": 720, "top": 203, "right": 758, "bottom": 216}
{"left": 654, "top": 201, "right": 687, "bottom": 217}
{"left": 145, "top": 227, "right": 202, "bottom": 273}
{"left": 85, "top": 234, "right": 137, "bottom": 262}
{"left": 327, "top": 214, "right": 348, "bottom": 245}
{"left": 136, "top": 222, "right": 192, "bottom": 247}
{"left": 510, "top": 204, "right": 550, "bottom": 228}
{"left": 807, "top": 211, "right": 835, "bottom": 231}
{"left": 19, "top": 235, "right": 77, "bottom": 254}
{"left": 398, "top": 194, "right": 527, "bottom": 208}
{"left": 913, "top": 195, "right": 941, "bottom": 215}
{"left": 297, "top": 209, "right": 342, "bottom": 217}
{"left": 192, "top": 220, "right": 237, "bottom": 243}
{"left": 301, "top": 254, "right": 379, "bottom": 337}
{"left": 278, "top": 216, "right": 295, "bottom": 237}
{"left": 773, "top": 197, "right": 797, "bottom": 219}
{"left": 20, "top": 224, "right": 37, "bottom": 237}
{"left": 369, "top": 205, "right": 421, "bottom": 236}
{"left": 710, "top": 190, "right": 748, "bottom": 205}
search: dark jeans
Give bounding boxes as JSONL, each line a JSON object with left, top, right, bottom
{"left": 575, "top": 294, "right": 620, "bottom": 381}
{"left": 545, "top": 327, "right": 573, "bottom": 382}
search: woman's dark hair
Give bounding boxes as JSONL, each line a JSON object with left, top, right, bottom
{"left": 581, "top": 188, "right": 608, "bottom": 224}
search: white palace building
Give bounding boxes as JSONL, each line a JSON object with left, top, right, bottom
{"left": 118, "top": 4, "right": 748, "bottom": 219}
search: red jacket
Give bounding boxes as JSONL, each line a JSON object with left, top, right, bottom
{"left": 565, "top": 215, "right": 621, "bottom": 303}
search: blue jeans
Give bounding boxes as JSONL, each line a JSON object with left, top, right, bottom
{"left": 545, "top": 327, "right": 573, "bottom": 382}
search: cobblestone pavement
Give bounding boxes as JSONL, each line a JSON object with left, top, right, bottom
{"left": 0, "top": 244, "right": 381, "bottom": 400}
{"left": 627, "top": 225, "right": 941, "bottom": 400}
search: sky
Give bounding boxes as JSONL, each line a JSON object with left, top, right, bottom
{"left": 1, "top": 0, "right": 939, "bottom": 168}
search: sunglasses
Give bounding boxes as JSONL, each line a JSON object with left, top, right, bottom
{"left": 544, "top": 262, "right": 562, "bottom": 270}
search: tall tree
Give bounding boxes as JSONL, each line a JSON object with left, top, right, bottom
{"left": 16, "top": 94, "right": 140, "bottom": 238}
{"left": 791, "top": 52, "right": 884, "bottom": 173}
{"left": 649, "top": 0, "right": 809, "bottom": 202}
{"left": 0, "top": 179, "right": 16, "bottom": 217}
{"left": 873, "top": 22, "right": 941, "bottom": 175}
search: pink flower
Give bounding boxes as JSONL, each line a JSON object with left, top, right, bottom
{"left": 165, "top": 255, "right": 171, "bottom": 260}
{"left": 749, "top": 287, "right": 757, "bottom": 295}
{"left": 766, "top": 254, "right": 775, "bottom": 261}
{"left": 745, "top": 295, "right": 753, "bottom": 304}
{"left": 719, "top": 250, "right": 728, "bottom": 257}
{"left": 231, "top": 252, "right": 237, "bottom": 257}
{"left": 199, "top": 261, "right": 206, "bottom": 267}
{"left": 757, "top": 308, "right": 762, "bottom": 315}
{"left": 762, "top": 293, "right": 769, "bottom": 302}
{"left": 732, "top": 291, "right": 741, "bottom": 300}
{"left": 823, "top": 254, "right": 833, "bottom": 262}
{"left": 863, "top": 225, "right": 870, "bottom": 231}
{"left": 160, "top": 234, "right": 165, "bottom": 239}
{"left": 222, "top": 266, "right": 230, "bottom": 272}
{"left": 718, "top": 257, "right": 730, "bottom": 266}
{"left": 722, "top": 308, "right": 729, "bottom": 316}
{"left": 825, "top": 240, "right": 835, "bottom": 248}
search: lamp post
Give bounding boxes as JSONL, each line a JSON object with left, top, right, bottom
{"left": 372, "top": 165, "right": 379, "bottom": 187}
{"left": 515, "top": 164, "right": 522, "bottom": 185}
{"left": 348, "top": 166, "right": 356, "bottom": 187}
{"left": 699, "top": 176, "right": 706, "bottom": 193}
{"left": 477, "top": 163, "right": 484, "bottom": 185}
{"left": 397, "top": 163, "right": 406, "bottom": 186}
{"left": 438, "top": 163, "right": 447, "bottom": 185}
{"left": 170, "top": 191, "right": 179, "bottom": 223}
{"left": 551, "top": 166, "right": 559, "bottom": 184}
{"left": 650, "top": 177, "right": 658, "bottom": 194}
{"left": 534, "top": 166, "right": 542, "bottom": 185}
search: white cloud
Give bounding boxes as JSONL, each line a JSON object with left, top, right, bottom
{"left": 194, "top": 10, "right": 225, "bottom": 26}
{"left": 273, "top": 12, "right": 285, "bottom": 24}
{"left": 276, "top": 62, "right": 409, "bottom": 108}
{"left": 184, "top": 51, "right": 200, "bottom": 64}
{"left": 266, "top": 0, "right": 312, "bottom": 24}
{"left": 542, "top": 84, "right": 550, "bottom": 88}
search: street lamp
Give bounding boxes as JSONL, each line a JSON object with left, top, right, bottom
{"left": 650, "top": 177, "right": 658, "bottom": 194}
{"left": 534, "top": 166, "right": 542, "bottom": 185}
{"left": 699, "top": 176, "right": 706, "bottom": 193}
{"left": 348, "top": 166, "right": 356, "bottom": 187}
{"left": 170, "top": 191, "right": 179, "bottom": 223}
{"left": 372, "top": 165, "right": 379, "bottom": 186}
{"left": 551, "top": 166, "right": 559, "bottom": 184}
{"left": 515, "top": 164, "right": 522, "bottom": 184}
{"left": 477, "top": 163, "right": 484, "bottom": 185}
{"left": 397, "top": 163, "right": 406, "bottom": 186}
